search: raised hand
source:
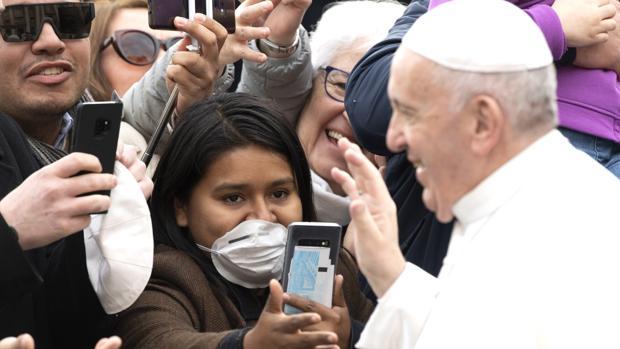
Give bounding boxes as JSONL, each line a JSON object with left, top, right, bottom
{"left": 0, "top": 153, "right": 116, "bottom": 250}
{"left": 263, "top": 0, "right": 312, "bottom": 46}
{"left": 284, "top": 275, "right": 351, "bottom": 349}
{"left": 167, "top": 14, "right": 228, "bottom": 115}
{"left": 244, "top": 280, "right": 339, "bottom": 349}
{"left": 552, "top": 0, "right": 617, "bottom": 47}
{"left": 331, "top": 138, "right": 405, "bottom": 298}
{"left": 219, "top": 0, "right": 273, "bottom": 66}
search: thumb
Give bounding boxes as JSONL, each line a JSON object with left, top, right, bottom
{"left": 332, "top": 274, "right": 346, "bottom": 308}
{"left": 264, "top": 279, "right": 284, "bottom": 314}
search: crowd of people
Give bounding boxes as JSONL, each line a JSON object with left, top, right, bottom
{"left": 1, "top": 0, "right": 619, "bottom": 348}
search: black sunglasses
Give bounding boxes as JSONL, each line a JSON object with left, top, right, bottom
{"left": 100, "top": 29, "right": 182, "bottom": 66}
{"left": 0, "top": 2, "right": 95, "bottom": 43}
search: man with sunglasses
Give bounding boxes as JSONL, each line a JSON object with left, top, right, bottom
{"left": 0, "top": 0, "right": 227, "bottom": 348}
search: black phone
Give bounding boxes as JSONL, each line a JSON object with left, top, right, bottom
{"left": 71, "top": 101, "right": 122, "bottom": 197}
{"left": 282, "top": 222, "right": 342, "bottom": 314}
{"left": 148, "top": 0, "right": 236, "bottom": 33}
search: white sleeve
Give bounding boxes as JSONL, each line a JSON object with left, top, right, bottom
{"left": 356, "top": 262, "right": 439, "bottom": 349}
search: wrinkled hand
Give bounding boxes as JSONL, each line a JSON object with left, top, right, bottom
{"left": 263, "top": 0, "right": 312, "bottom": 46}
{"left": 331, "top": 138, "right": 405, "bottom": 298}
{"left": 0, "top": 153, "right": 117, "bottom": 250}
{"left": 244, "top": 280, "right": 339, "bottom": 349}
{"left": 219, "top": 0, "right": 273, "bottom": 66}
{"left": 284, "top": 275, "right": 351, "bottom": 349}
{"left": 116, "top": 143, "right": 153, "bottom": 199}
{"left": 167, "top": 14, "right": 227, "bottom": 115}
{"left": 574, "top": 0, "right": 620, "bottom": 76}
{"left": 552, "top": 0, "right": 617, "bottom": 47}
{"left": 0, "top": 334, "right": 34, "bottom": 349}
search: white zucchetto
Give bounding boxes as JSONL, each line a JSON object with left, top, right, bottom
{"left": 401, "top": 0, "right": 552, "bottom": 73}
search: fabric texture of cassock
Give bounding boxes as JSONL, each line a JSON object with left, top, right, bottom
{"left": 357, "top": 130, "right": 620, "bottom": 349}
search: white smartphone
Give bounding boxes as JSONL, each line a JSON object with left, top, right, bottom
{"left": 282, "top": 222, "right": 342, "bottom": 314}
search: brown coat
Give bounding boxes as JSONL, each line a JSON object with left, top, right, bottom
{"left": 115, "top": 245, "right": 374, "bottom": 349}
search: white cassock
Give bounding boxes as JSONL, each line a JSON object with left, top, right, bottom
{"left": 357, "top": 130, "right": 620, "bottom": 349}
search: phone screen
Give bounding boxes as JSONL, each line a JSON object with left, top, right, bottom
{"left": 284, "top": 239, "right": 335, "bottom": 314}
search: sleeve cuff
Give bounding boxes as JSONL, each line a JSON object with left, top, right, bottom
{"left": 525, "top": 4, "right": 567, "bottom": 60}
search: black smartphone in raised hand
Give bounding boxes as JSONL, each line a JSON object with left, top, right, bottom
{"left": 71, "top": 101, "right": 122, "bottom": 198}
{"left": 148, "top": 0, "right": 236, "bottom": 33}
{"left": 282, "top": 222, "right": 342, "bottom": 314}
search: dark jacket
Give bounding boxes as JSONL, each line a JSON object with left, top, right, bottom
{"left": 0, "top": 113, "right": 112, "bottom": 349}
{"left": 115, "top": 244, "right": 374, "bottom": 349}
{"left": 344, "top": 0, "right": 453, "bottom": 301}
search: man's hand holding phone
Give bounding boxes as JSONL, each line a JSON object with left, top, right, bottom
{"left": 0, "top": 153, "right": 117, "bottom": 250}
{"left": 284, "top": 274, "right": 352, "bottom": 349}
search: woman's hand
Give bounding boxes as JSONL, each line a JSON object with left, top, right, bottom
{"left": 218, "top": 0, "right": 273, "bottom": 67}
{"left": 263, "top": 0, "right": 312, "bottom": 46}
{"left": 244, "top": 280, "right": 339, "bottom": 349}
{"left": 167, "top": 14, "right": 227, "bottom": 115}
{"left": 284, "top": 275, "right": 352, "bottom": 349}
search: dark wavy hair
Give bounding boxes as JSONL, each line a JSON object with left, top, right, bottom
{"left": 149, "top": 93, "right": 315, "bottom": 322}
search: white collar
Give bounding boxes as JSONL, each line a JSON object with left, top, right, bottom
{"left": 452, "top": 130, "right": 562, "bottom": 225}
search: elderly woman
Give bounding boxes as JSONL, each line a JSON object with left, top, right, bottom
{"left": 237, "top": 0, "right": 405, "bottom": 225}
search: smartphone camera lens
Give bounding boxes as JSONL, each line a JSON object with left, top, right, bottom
{"left": 95, "top": 119, "right": 111, "bottom": 136}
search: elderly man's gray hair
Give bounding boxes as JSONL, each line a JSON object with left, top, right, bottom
{"left": 431, "top": 63, "right": 558, "bottom": 133}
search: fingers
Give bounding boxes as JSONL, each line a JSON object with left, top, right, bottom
{"left": 332, "top": 275, "right": 346, "bottom": 308}
{"left": 600, "top": 2, "right": 617, "bottom": 21}
{"left": 234, "top": 25, "right": 271, "bottom": 42}
{"left": 337, "top": 138, "right": 389, "bottom": 199}
{"left": 116, "top": 145, "right": 152, "bottom": 198}
{"left": 288, "top": 331, "right": 338, "bottom": 349}
{"left": 284, "top": 294, "right": 331, "bottom": 315}
{"left": 63, "top": 172, "right": 117, "bottom": 198}
{"left": 49, "top": 152, "right": 103, "bottom": 178}
{"left": 0, "top": 334, "right": 34, "bottom": 349}
{"left": 349, "top": 199, "right": 381, "bottom": 241}
{"left": 331, "top": 167, "right": 360, "bottom": 201}
{"left": 265, "top": 279, "right": 285, "bottom": 314}
{"left": 276, "top": 312, "right": 322, "bottom": 333}
{"left": 237, "top": 0, "right": 274, "bottom": 26}
{"left": 95, "top": 336, "right": 122, "bottom": 349}
{"left": 179, "top": 14, "right": 228, "bottom": 51}
{"left": 601, "top": 17, "right": 617, "bottom": 32}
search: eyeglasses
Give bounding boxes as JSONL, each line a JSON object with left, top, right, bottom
{"left": 100, "top": 29, "right": 182, "bottom": 66}
{"left": 320, "top": 66, "right": 350, "bottom": 103}
{"left": 0, "top": 2, "right": 95, "bottom": 43}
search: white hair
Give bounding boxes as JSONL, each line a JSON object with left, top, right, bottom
{"left": 430, "top": 63, "right": 558, "bottom": 133}
{"left": 309, "top": 0, "right": 406, "bottom": 74}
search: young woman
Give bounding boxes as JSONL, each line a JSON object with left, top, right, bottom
{"left": 114, "top": 93, "right": 373, "bottom": 348}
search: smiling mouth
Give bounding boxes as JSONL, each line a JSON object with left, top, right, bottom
{"left": 38, "top": 67, "right": 65, "bottom": 76}
{"left": 326, "top": 129, "right": 345, "bottom": 144}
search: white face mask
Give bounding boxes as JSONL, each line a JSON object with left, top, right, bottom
{"left": 196, "top": 220, "right": 287, "bottom": 288}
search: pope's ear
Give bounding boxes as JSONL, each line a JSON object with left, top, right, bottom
{"left": 174, "top": 198, "right": 189, "bottom": 227}
{"left": 469, "top": 95, "right": 504, "bottom": 155}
